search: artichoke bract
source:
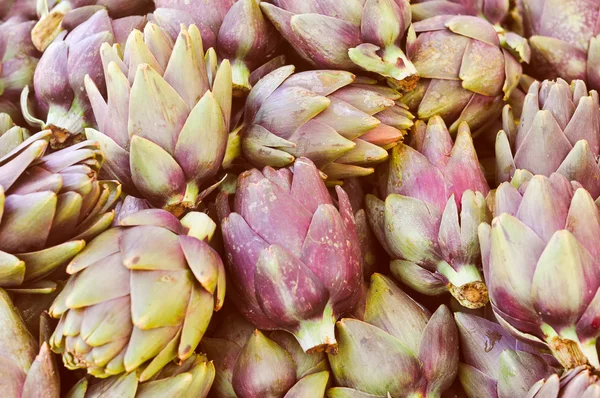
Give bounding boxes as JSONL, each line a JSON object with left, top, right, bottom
{"left": 49, "top": 209, "right": 226, "bottom": 380}
{"left": 527, "top": 366, "right": 600, "bottom": 397}
{"left": 217, "top": 157, "right": 363, "bottom": 353}
{"left": 66, "top": 354, "right": 215, "bottom": 398}
{"left": 366, "top": 117, "right": 491, "bottom": 309}
{"left": 153, "top": 0, "right": 281, "bottom": 95}
{"left": 0, "top": 18, "right": 39, "bottom": 109}
{"left": 411, "top": 0, "right": 510, "bottom": 25}
{"left": 85, "top": 23, "right": 232, "bottom": 216}
{"left": 480, "top": 172, "right": 600, "bottom": 370}
{"left": 0, "top": 0, "right": 36, "bottom": 21}
{"left": 21, "top": 9, "right": 146, "bottom": 148}
{"left": 261, "top": 0, "right": 419, "bottom": 91}
{"left": 32, "top": 0, "right": 152, "bottom": 51}
{"left": 402, "top": 14, "right": 529, "bottom": 134}
{"left": 328, "top": 274, "right": 459, "bottom": 397}
{"left": 455, "top": 312, "right": 556, "bottom": 398}
{"left": 0, "top": 288, "right": 60, "bottom": 397}
{"left": 0, "top": 112, "right": 30, "bottom": 157}
{"left": 496, "top": 79, "right": 600, "bottom": 198}
{"left": 200, "top": 310, "right": 330, "bottom": 397}
{"left": 520, "top": 0, "right": 600, "bottom": 90}
{"left": 242, "top": 65, "right": 414, "bottom": 182}
{"left": 0, "top": 130, "right": 121, "bottom": 292}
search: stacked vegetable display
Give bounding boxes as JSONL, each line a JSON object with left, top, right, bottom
{"left": 1, "top": 0, "right": 600, "bottom": 396}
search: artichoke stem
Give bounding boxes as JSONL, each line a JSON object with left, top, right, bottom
{"left": 438, "top": 262, "right": 488, "bottom": 309}
{"left": 548, "top": 336, "right": 589, "bottom": 370}
{"left": 231, "top": 61, "right": 251, "bottom": 97}
{"left": 294, "top": 303, "right": 337, "bottom": 354}
{"left": 46, "top": 98, "right": 87, "bottom": 148}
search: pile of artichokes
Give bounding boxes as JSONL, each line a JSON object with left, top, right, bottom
{"left": 2, "top": 0, "right": 600, "bottom": 396}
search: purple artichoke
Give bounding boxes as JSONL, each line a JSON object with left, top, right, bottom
{"left": 260, "top": 0, "right": 419, "bottom": 91}
{"left": 328, "top": 274, "right": 459, "bottom": 397}
{"left": 0, "top": 18, "right": 39, "bottom": 108}
{"left": 242, "top": 65, "right": 413, "bottom": 182}
{"left": 366, "top": 116, "right": 491, "bottom": 309}
{"left": 402, "top": 14, "right": 529, "bottom": 134}
{"left": 84, "top": 22, "right": 232, "bottom": 216}
{"left": 32, "top": 0, "right": 152, "bottom": 52}
{"left": 519, "top": 0, "right": 600, "bottom": 90}
{"left": 480, "top": 172, "right": 600, "bottom": 370}
{"left": 21, "top": 9, "right": 146, "bottom": 148}
{"left": 217, "top": 157, "right": 363, "bottom": 353}
{"left": 0, "top": 130, "right": 121, "bottom": 293}
{"left": 496, "top": 78, "right": 600, "bottom": 198}
{"left": 201, "top": 310, "right": 330, "bottom": 397}
{"left": 153, "top": 0, "right": 282, "bottom": 95}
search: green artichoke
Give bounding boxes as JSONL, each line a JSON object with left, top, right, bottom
{"left": 0, "top": 130, "right": 120, "bottom": 292}
{"left": 480, "top": 172, "right": 600, "bottom": 370}
{"left": 496, "top": 78, "right": 600, "bottom": 198}
{"left": 242, "top": 65, "right": 413, "bottom": 181}
{"left": 66, "top": 354, "right": 215, "bottom": 398}
{"left": 49, "top": 209, "right": 225, "bottom": 380}
{"left": 0, "top": 288, "right": 60, "bottom": 397}
{"left": 85, "top": 22, "right": 232, "bottom": 216}
{"left": 201, "top": 310, "right": 330, "bottom": 397}
{"left": 328, "top": 274, "right": 459, "bottom": 397}
{"left": 402, "top": 14, "right": 529, "bottom": 134}
{"left": 366, "top": 117, "right": 491, "bottom": 309}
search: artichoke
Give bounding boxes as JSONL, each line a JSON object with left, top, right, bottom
{"left": 200, "top": 310, "right": 330, "bottom": 397}
{"left": 49, "top": 209, "right": 226, "bottom": 380}
{"left": 0, "top": 130, "right": 120, "bottom": 292}
{"left": 21, "top": 9, "right": 146, "bottom": 148}
{"left": 0, "top": 112, "right": 30, "bottom": 157}
{"left": 84, "top": 22, "right": 232, "bottom": 216}
{"left": 66, "top": 354, "right": 215, "bottom": 398}
{"left": 366, "top": 117, "right": 491, "bottom": 309}
{"left": 242, "top": 65, "right": 414, "bottom": 181}
{"left": 261, "top": 0, "right": 419, "bottom": 90}
{"left": 496, "top": 78, "right": 600, "bottom": 198}
{"left": 153, "top": 0, "right": 281, "bottom": 95}
{"left": 479, "top": 172, "right": 600, "bottom": 370}
{"left": 217, "top": 157, "right": 363, "bottom": 353}
{"left": 455, "top": 312, "right": 557, "bottom": 397}
{"left": 32, "top": 0, "right": 152, "bottom": 51}
{"left": 519, "top": 0, "right": 600, "bottom": 90}
{"left": 402, "top": 14, "right": 529, "bottom": 134}
{"left": 328, "top": 273, "right": 459, "bottom": 397}
{"left": 0, "top": 288, "right": 60, "bottom": 397}
{"left": 0, "top": 17, "right": 39, "bottom": 110}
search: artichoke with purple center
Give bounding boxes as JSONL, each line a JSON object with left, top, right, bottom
{"left": 84, "top": 22, "right": 232, "bottom": 216}
{"left": 366, "top": 116, "right": 491, "bottom": 309}
{"left": 32, "top": 0, "right": 152, "bottom": 52}
{"left": 480, "top": 172, "right": 600, "bottom": 370}
{"left": 518, "top": 0, "right": 600, "bottom": 91}
{"left": 328, "top": 273, "right": 459, "bottom": 397}
{"left": 153, "top": 0, "right": 282, "bottom": 96}
{"left": 260, "top": 0, "right": 419, "bottom": 90}
{"left": 200, "top": 310, "right": 330, "bottom": 397}
{"left": 0, "top": 288, "right": 60, "bottom": 397}
{"left": 49, "top": 209, "right": 226, "bottom": 380}
{"left": 217, "top": 157, "right": 363, "bottom": 353}
{"left": 66, "top": 353, "right": 215, "bottom": 398}
{"left": 21, "top": 9, "right": 146, "bottom": 148}
{"left": 401, "top": 14, "right": 529, "bottom": 134}
{"left": 242, "top": 65, "right": 414, "bottom": 182}
{"left": 496, "top": 78, "right": 600, "bottom": 198}
{"left": 0, "top": 130, "right": 120, "bottom": 293}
